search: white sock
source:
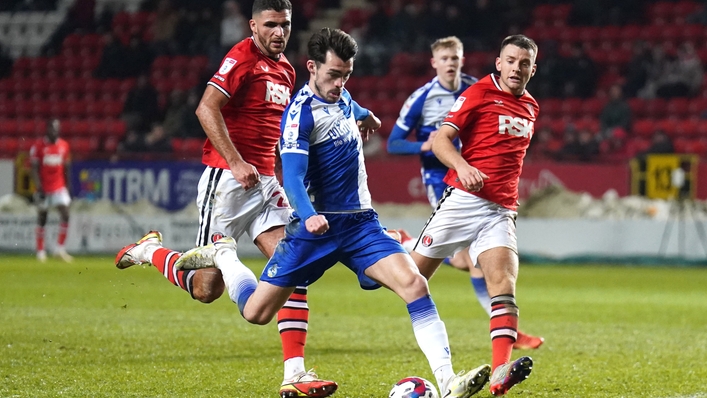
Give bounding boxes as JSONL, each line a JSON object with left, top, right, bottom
{"left": 214, "top": 247, "right": 257, "bottom": 313}
{"left": 283, "top": 357, "right": 305, "bottom": 381}
{"left": 408, "top": 296, "right": 454, "bottom": 391}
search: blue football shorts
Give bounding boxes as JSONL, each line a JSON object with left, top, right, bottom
{"left": 260, "top": 209, "right": 406, "bottom": 289}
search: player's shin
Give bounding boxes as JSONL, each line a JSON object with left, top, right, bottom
{"left": 213, "top": 246, "right": 256, "bottom": 314}
{"left": 278, "top": 286, "right": 309, "bottom": 380}
{"left": 490, "top": 295, "right": 518, "bottom": 370}
{"left": 407, "top": 295, "right": 454, "bottom": 391}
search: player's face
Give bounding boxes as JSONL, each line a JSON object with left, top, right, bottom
{"left": 46, "top": 120, "right": 60, "bottom": 142}
{"left": 431, "top": 47, "right": 463, "bottom": 89}
{"left": 250, "top": 9, "right": 291, "bottom": 57}
{"left": 495, "top": 44, "right": 536, "bottom": 96}
{"left": 307, "top": 51, "right": 353, "bottom": 103}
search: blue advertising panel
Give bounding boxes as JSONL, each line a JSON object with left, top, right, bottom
{"left": 71, "top": 161, "right": 205, "bottom": 211}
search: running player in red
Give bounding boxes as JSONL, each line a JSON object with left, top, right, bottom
{"left": 113, "top": 1, "right": 337, "bottom": 397}
{"left": 409, "top": 35, "right": 540, "bottom": 396}
{"left": 30, "top": 119, "right": 73, "bottom": 263}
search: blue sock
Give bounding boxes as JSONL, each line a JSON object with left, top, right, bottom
{"left": 236, "top": 281, "right": 256, "bottom": 315}
{"left": 471, "top": 277, "right": 492, "bottom": 316}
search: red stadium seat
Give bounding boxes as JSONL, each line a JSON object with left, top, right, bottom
{"left": 0, "top": 137, "right": 19, "bottom": 154}
{"left": 655, "top": 119, "right": 679, "bottom": 137}
{"left": 538, "top": 99, "right": 561, "bottom": 117}
{"left": 560, "top": 98, "right": 583, "bottom": 118}
{"left": 0, "top": 101, "right": 16, "bottom": 118}
{"left": 69, "top": 137, "right": 100, "bottom": 153}
{"left": 106, "top": 120, "right": 126, "bottom": 138}
{"left": 687, "top": 97, "right": 707, "bottom": 116}
{"left": 632, "top": 119, "right": 656, "bottom": 138}
{"left": 549, "top": 119, "right": 567, "bottom": 136}
{"left": 581, "top": 98, "right": 606, "bottom": 117}
{"left": 644, "top": 99, "right": 668, "bottom": 119}
{"left": 675, "top": 119, "right": 700, "bottom": 137}
{"left": 0, "top": 119, "right": 19, "bottom": 135}
{"left": 103, "top": 136, "right": 119, "bottom": 152}
{"left": 666, "top": 98, "right": 689, "bottom": 118}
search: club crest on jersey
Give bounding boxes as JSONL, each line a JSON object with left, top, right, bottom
{"left": 450, "top": 96, "right": 466, "bottom": 112}
{"left": 421, "top": 234, "right": 433, "bottom": 247}
{"left": 526, "top": 103, "right": 535, "bottom": 117}
{"left": 210, "top": 232, "right": 225, "bottom": 243}
{"left": 219, "top": 58, "right": 237, "bottom": 74}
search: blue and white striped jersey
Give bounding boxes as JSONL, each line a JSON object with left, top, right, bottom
{"left": 388, "top": 73, "right": 478, "bottom": 170}
{"left": 279, "top": 84, "right": 372, "bottom": 220}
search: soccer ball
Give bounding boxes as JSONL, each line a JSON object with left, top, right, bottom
{"left": 389, "top": 376, "right": 439, "bottom": 398}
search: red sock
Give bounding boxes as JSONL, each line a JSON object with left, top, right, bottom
{"left": 277, "top": 287, "right": 309, "bottom": 361}
{"left": 490, "top": 295, "right": 519, "bottom": 370}
{"left": 36, "top": 226, "right": 45, "bottom": 251}
{"left": 151, "top": 248, "right": 194, "bottom": 295}
{"left": 57, "top": 222, "right": 68, "bottom": 246}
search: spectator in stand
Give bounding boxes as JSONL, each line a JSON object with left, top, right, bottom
{"left": 623, "top": 41, "right": 653, "bottom": 98}
{"left": 118, "top": 123, "right": 172, "bottom": 154}
{"left": 599, "top": 127, "right": 630, "bottom": 160}
{"left": 569, "top": 0, "right": 602, "bottom": 25}
{"left": 559, "top": 128, "right": 599, "bottom": 162}
{"left": 600, "top": 84, "right": 631, "bottom": 138}
{"left": 123, "top": 34, "right": 154, "bottom": 78}
{"left": 639, "top": 45, "right": 670, "bottom": 99}
{"left": 642, "top": 129, "right": 675, "bottom": 155}
{"left": 94, "top": 32, "right": 126, "bottom": 79}
{"left": 0, "top": 43, "right": 13, "bottom": 79}
{"left": 561, "top": 43, "right": 596, "bottom": 98}
{"left": 122, "top": 74, "right": 160, "bottom": 132}
{"left": 389, "top": 0, "right": 421, "bottom": 52}
{"left": 220, "top": 1, "right": 249, "bottom": 55}
{"left": 151, "top": 0, "right": 180, "bottom": 55}
{"left": 656, "top": 42, "right": 703, "bottom": 98}
{"left": 526, "top": 126, "right": 558, "bottom": 162}
{"left": 178, "top": 89, "right": 206, "bottom": 138}
{"left": 143, "top": 123, "right": 173, "bottom": 153}
{"left": 527, "top": 40, "right": 564, "bottom": 98}
{"left": 162, "top": 89, "right": 188, "bottom": 137}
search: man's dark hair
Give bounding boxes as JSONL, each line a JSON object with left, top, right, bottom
{"left": 252, "top": 0, "right": 292, "bottom": 15}
{"left": 307, "top": 28, "right": 358, "bottom": 65}
{"left": 500, "top": 34, "right": 538, "bottom": 57}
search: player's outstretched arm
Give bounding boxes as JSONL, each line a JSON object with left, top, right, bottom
{"left": 196, "top": 86, "right": 259, "bottom": 190}
{"left": 280, "top": 152, "right": 327, "bottom": 234}
{"left": 356, "top": 112, "right": 380, "bottom": 141}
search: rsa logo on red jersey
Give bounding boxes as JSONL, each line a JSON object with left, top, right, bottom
{"left": 498, "top": 116, "right": 534, "bottom": 138}
{"left": 265, "top": 81, "right": 291, "bottom": 106}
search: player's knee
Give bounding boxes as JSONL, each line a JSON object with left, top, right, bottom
{"left": 400, "top": 273, "right": 430, "bottom": 302}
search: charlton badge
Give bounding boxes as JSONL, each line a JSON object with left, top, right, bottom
{"left": 210, "top": 232, "right": 225, "bottom": 243}
{"left": 421, "top": 234, "right": 433, "bottom": 247}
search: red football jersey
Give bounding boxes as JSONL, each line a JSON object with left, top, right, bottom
{"left": 442, "top": 74, "right": 540, "bottom": 210}
{"left": 203, "top": 37, "right": 295, "bottom": 176}
{"left": 29, "top": 138, "right": 70, "bottom": 193}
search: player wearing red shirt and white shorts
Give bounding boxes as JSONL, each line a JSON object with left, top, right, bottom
{"left": 410, "top": 35, "right": 540, "bottom": 396}
{"left": 30, "top": 119, "right": 73, "bottom": 263}
{"left": 113, "top": 1, "right": 337, "bottom": 397}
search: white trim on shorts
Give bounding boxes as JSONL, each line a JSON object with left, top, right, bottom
{"left": 413, "top": 186, "right": 518, "bottom": 265}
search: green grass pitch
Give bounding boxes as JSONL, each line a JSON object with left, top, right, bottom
{"left": 1, "top": 255, "right": 706, "bottom": 397}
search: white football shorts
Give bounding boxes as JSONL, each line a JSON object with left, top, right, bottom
{"left": 194, "top": 167, "right": 292, "bottom": 247}
{"left": 37, "top": 187, "right": 71, "bottom": 210}
{"left": 413, "top": 187, "right": 518, "bottom": 266}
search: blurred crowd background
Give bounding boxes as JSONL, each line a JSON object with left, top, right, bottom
{"left": 0, "top": 0, "right": 706, "bottom": 164}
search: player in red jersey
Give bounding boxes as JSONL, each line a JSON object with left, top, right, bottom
{"left": 113, "top": 1, "right": 337, "bottom": 397}
{"left": 30, "top": 119, "right": 73, "bottom": 263}
{"left": 408, "top": 35, "right": 540, "bottom": 396}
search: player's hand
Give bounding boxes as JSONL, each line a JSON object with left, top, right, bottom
{"left": 357, "top": 113, "right": 381, "bottom": 141}
{"left": 230, "top": 160, "right": 260, "bottom": 191}
{"left": 456, "top": 164, "right": 489, "bottom": 192}
{"left": 305, "top": 214, "right": 329, "bottom": 235}
{"left": 421, "top": 131, "right": 438, "bottom": 152}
